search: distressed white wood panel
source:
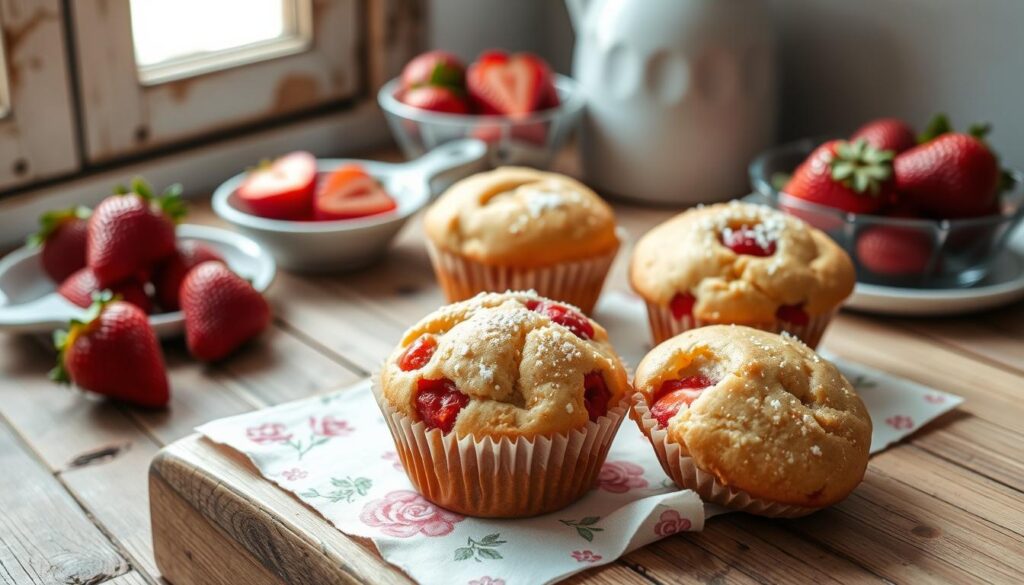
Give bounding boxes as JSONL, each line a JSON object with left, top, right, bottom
{"left": 0, "top": 0, "right": 79, "bottom": 190}
{"left": 72, "top": 0, "right": 362, "bottom": 163}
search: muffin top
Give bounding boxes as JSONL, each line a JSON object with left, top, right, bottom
{"left": 380, "top": 291, "right": 630, "bottom": 439}
{"left": 633, "top": 325, "right": 871, "bottom": 508}
{"left": 424, "top": 167, "right": 619, "bottom": 267}
{"left": 629, "top": 201, "right": 855, "bottom": 323}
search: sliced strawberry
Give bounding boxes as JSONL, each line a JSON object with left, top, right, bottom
{"left": 583, "top": 371, "right": 611, "bottom": 421}
{"left": 851, "top": 118, "right": 917, "bottom": 153}
{"left": 314, "top": 164, "right": 397, "bottom": 221}
{"left": 236, "top": 151, "right": 317, "bottom": 220}
{"left": 52, "top": 293, "right": 169, "bottom": 408}
{"left": 775, "top": 304, "right": 810, "bottom": 326}
{"left": 415, "top": 378, "right": 469, "bottom": 433}
{"left": 398, "top": 334, "right": 437, "bottom": 371}
{"left": 467, "top": 50, "right": 557, "bottom": 117}
{"left": 399, "top": 50, "right": 465, "bottom": 91}
{"left": 30, "top": 207, "right": 91, "bottom": 283}
{"left": 669, "top": 292, "right": 696, "bottom": 321}
{"left": 152, "top": 241, "right": 225, "bottom": 311}
{"left": 526, "top": 299, "right": 594, "bottom": 339}
{"left": 59, "top": 267, "right": 152, "bottom": 313}
{"left": 783, "top": 140, "right": 893, "bottom": 214}
{"left": 651, "top": 376, "right": 714, "bottom": 428}
{"left": 855, "top": 226, "right": 933, "bottom": 276}
{"left": 398, "top": 85, "right": 470, "bottom": 114}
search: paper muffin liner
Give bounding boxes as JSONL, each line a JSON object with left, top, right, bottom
{"left": 426, "top": 240, "right": 619, "bottom": 314}
{"left": 644, "top": 302, "right": 837, "bottom": 348}
{"left": 629, "top": 391, "right": 820, "bottom": 518}
{"left": 372, "top": 380, "right": 627, "bottom": 518}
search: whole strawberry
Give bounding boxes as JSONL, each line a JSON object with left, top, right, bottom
{"left": 783, "top": 139, "right": 894, "bottom": 214}
{"left": 30, "top": 207, "right": 91, "bottom": 283}
{"left": 180, "top": 262, "right": 270, "bottom": 361}
{"left": 894, "top": 133, "right": 1000, "bottom": 218}
{"left": 88, "top": 179, "right": 185, "bottom": 286}
{"left": 51, "top": 293, "right": 169, "bottom": 408}
{"left": 59, "top": 267, "right": 153, "bottom": 313}
{"left": 851, "top": 118, "right": 917, "bottom": 153}
{"left": 856, "top": 226, "right": 934, "bottom": 277}
{"left": 152, "top": 242, "right": 225, "bottom": 311}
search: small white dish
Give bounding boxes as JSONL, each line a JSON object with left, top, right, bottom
{"left": 212, "top": 139, "right": 488, "bottom": 272}
{"left": 846, "top": 225, "right": 1024, "bottom": 315}
{"left": 0, "top": 224, "right": 276, "bottom": 338}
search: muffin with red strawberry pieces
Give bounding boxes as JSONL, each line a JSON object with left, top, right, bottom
{"left": 376, "top": 291, "right": 630, "bottom": 517}
{"left": 630, "top": 325, "right": 871, "bottom": 516}
{"left": 424, "top": 167, "right": 620, "bottom": 314}
{"left": 630, "top": 201, "right": 854, "bottom": 347}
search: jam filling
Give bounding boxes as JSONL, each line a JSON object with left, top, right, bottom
{"left": 583, "top": 371, "right": 611, "bottom": 421}
{"left": 414, "top": 378, "right": 468, "bottom": 433}
{"left": 669, "top": 292, "right": 696, "bottom": 321}
{"left": 398, "top": 334, "right": 437, "bottom": 371}
{"left": 650, "top": 375, "right": 715, "bottom": 428}
{"left": 721, "top": 226, "right": 777, "bottom": 257}
{"left": 775, "top": 304, "right": 810, "bottom": 326}
{"left": 526, "top": 300, "right": 594, "bottom": 340}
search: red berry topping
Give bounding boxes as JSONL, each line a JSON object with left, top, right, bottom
{"left": 526, "top": 300, "right": 594, "bottom": 340}
{"left": 651, "top": 375, "right": 714, "bottom": 428}
{"left": 721, "top": 226, "right": 777, "bottom": 257}
{"left": 669, "top": 293, "right": 696, "bottom": 321}
{"left": 775, "top": 304, "right": 810, "bottom": 326}
{"left": 415, "top": 378, "right": 469, "bottom": 434}
{"left": 398, "top": 334, "right": 437, "bottom": 371}
{"left": 583, "top": 371, "right": 611, "bottom": 421}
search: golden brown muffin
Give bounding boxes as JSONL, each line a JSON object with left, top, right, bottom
{"left": 631, "top": 325, "right": 871, "bottom": 512}
{"left": 424, "top": 167, "right": 619, "bottom": 267}
{"left": 380, "top": 290, "right": 629, "bottom": 438}
{"left": 629, "top": 201, "right": 854, "bottom": 345}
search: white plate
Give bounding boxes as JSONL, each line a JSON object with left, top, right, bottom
{"left": 0, "top": 224, "right": 276, "bottom": 337}
{"left": 846, "top": 225, "right": 1024, "bottom": 315}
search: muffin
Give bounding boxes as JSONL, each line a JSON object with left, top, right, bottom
{"left": 630, "top": 201, "right": 855, "bottom": 347}
{"left": 630, "top": 325, "right": 871, "bottom": 517}
{"left": 424, "top": 167, "right": 620, "bottom": 313}
{"left": 375, "top": 291, "right": 630, "bottom": 517}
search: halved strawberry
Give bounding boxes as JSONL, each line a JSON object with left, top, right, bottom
{"left": 398, "top": 85, "right": 470, "bottom": 114}
{"left": 467, "top": 51, "right": 558, "bottom": 117}
{"left": 399, "top": 50, "right": 465, "bottom": 91}
{"left": 314, "top": 164, "right": 397, "bottom": 221}
{"left": 236, "top": 151, "right": 317, "bottom": 220}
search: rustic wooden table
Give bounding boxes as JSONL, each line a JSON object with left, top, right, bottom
{"left": 1, "top": 153, "right": 1023, "bottom": 584}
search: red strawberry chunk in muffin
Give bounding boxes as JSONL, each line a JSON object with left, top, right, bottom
{"left": 583, "top": 371, "right": 610, "bottom": 421}
{"left": 721, "top": 225, "right": 777, "bottom": 257}
{"left": 669, "top": 292, "right": 696, "bottom": 321}
{"left": 776, "top": 304, "right": 810, "bottom": 326}
{"left": 398, "top": 334, "right": 437, "bottom": 371}
{"left": 651, "top": 375, "right": 715, "bottom": 428}
{"left": 415, "top": 378, "right": 469, "bottom": 433}
{"left": 526, "top": 300, "right": 594, "bottom": 340}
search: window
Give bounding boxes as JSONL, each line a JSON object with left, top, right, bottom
{"left": 130, "top": 0, "right": 312, "bottom": 85}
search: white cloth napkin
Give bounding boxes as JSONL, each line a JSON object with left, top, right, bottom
{"left": 198, "top": 293, "right": 962, "bottom": 585}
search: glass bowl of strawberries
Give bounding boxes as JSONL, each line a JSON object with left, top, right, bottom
{"left": 750, "top": 115, "right": 1024, "bottom": 288}
{"left": 378, "top": 49, "right": 585, "bottom": 169}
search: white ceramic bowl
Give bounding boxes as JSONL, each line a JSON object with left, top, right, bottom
{"left": 212, "top": 139, "right": 487, "bottom": 272}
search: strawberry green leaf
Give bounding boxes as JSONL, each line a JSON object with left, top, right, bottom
{"left": 918, "top": 113, "right": 952, "bottom": 144}
{"left": 968, "top": 122, "right": 992, "bottom": 140}
{"left": 158, "top": 183, "right": 188, "bottom": 223}
{"left": 828, "top": 139, "right": 893, "bottom": 196}
{"left": 132, "top": 177, "right": 155, "bottom": 200}
{"left": 428, "top": 63, "right": 464, "bottom": 89}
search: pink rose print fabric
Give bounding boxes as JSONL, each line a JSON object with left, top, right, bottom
{"left": 197, "top": 295, "right": 962, "bottom": 585}
{"left": 598, "top": 461, "right": 649, "bottom": 493}
{"left": 654, "top": 510, "right": 692, "bottom": 537}
{"left": 360, "top": 490, "right": 464, "bottom": 538}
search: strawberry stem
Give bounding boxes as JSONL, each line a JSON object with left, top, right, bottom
{"left": 829, "top": 139, "right": 894, "bottom": 195}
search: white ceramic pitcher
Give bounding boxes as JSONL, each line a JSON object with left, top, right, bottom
{"left": 567, "top": 0, "right": 777, "bottom": 206}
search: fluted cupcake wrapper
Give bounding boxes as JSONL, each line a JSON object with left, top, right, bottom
{"left": 629, "top": 391, "right": 820, "bottom": 518}
{"left": 644, "top": 303, "right": 837, "bottom": 348}
{"left": 426, "top": 240, "right": 619, "bottom": 315}
{"left": 372, "top": 380, "right": 627, "bottom": 518}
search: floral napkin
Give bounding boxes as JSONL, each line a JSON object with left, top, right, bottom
{"left": 198, "top": 293, "right": 962, "bottom": 585}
